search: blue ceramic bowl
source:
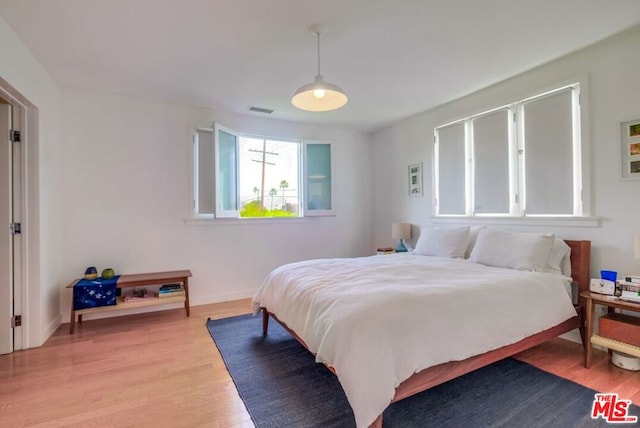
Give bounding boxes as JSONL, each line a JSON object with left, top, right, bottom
{"left": 84, "top": 266, "right": 98, "bottom": 280}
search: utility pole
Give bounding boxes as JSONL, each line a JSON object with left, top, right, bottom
{"left": 250, "top": 140, "right": 278, "bottom": 211}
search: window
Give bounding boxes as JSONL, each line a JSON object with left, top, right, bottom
{"left": 434, "top": 83, "right": 582, "bottom": 218}
{"left": 192, "top": 124, "right": 334, "bottom": 219}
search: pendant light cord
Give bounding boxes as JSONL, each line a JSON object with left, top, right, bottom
{"left": 316, "top": 32, "right": 321, "bottom": 76}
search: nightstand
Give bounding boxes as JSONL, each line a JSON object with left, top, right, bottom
{"left": 580, "top": 291, "right": 640, "bottom": 368}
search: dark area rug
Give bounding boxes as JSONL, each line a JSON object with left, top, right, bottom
{"left": 207, "top": 314, "right": 639, "bottom": 427}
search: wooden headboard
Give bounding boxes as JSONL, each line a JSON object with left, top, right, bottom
{"left": 565, "top": 240, "right": 591, "bottom": 307}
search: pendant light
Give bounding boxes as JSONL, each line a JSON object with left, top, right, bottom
{"left": 291, "top": 24, "right": 348, "bottom": 112}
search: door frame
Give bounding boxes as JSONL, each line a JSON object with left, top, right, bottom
{"left": 0, "top": 85, "right": 26, "bottom": 352}
{"left": 0, "top": 101, "right": 13, "bottom": 354}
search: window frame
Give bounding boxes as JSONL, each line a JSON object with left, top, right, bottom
{"left": 189, "top": 124, "right": 335, "bottom": 221}
{"left": 434, "top": 82, "right": 585, "bottom": 220}
{"left": 214, "top": 123, "right": 240, "bottom": 218}
{"left": 303, "top": 140, "right": 336, "bottom": 217}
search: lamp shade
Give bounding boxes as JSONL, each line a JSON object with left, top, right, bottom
{"left": 635, "top": 235, "right": 640, "bottom": 259}
{"left": 291, "top": 75, "right": 348, "bottom": 112}
{"left": 392, "top": 223, "right": 411, "bottom": 240}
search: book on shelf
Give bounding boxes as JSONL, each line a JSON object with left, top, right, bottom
{"left": 158, "top": 290, "right": 185, "bottom": 298}
{"left": 159, "top": 284, "right": 183, "bottom": 292}
{"left": 618, "top": 280, "right": 640, "bottom": 288}
{"left": 158, "top": 288, "right": 184, "bottom": 294}
{"left": 160, "top": 283, "right": 183, "bottom": 289}
{"left": 620, "top": 291, "right": 640, "bottom": 303}
{"left": 619, "top": 281, "right": 640, "bottom": 303}
{"left": 122, "top": 292, "right": 156, "bottom": 303}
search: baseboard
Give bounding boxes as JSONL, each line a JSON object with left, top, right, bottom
{"left": 42, "top": 313, "right": 62, "bottom": 346}
{"left": 559, "top": 327, "right": 611, "bottom": 353}
{"left": 559, "top": 328, "right": 582, "bottom": 344}
{"left": 190, "top": 288, "right": 255, "bottom": 307}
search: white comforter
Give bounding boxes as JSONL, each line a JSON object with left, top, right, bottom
{"left": 251, "top": 254, "right": 577, "bottom": 428}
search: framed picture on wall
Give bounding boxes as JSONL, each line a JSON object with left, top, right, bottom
{"left": 408, "top": 163, "right": 423, "bottom": 197}
{"left": 621, "top": 119, "right": 640, "bottom": 180}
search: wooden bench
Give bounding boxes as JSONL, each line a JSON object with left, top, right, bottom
{"left": 66, "top": 270, "right": 192, "bottom": 334}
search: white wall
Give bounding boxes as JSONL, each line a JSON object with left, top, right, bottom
{"left": 0, "top": 16, "right": 62, "bottom": 347}
{"left": 59, "top": 88, "right": 373, "bottom": 319}
{"left": 371, "top": 26, "right": 640, "bottom": 279}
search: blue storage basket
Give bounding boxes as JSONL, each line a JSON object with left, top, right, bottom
{"left": 73, "top": 277, "right": 119, "bottom": 310}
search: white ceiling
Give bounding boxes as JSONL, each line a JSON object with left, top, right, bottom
{"left": 1, "top": 1, "right": 640, "bottom": 133}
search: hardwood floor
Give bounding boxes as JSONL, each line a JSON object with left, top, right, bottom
{"left": 1, "top": 299, "right": 639, "bottom": 427}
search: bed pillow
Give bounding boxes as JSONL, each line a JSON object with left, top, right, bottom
{"left": 560, "top": 247, "right": 572, "bottom": 277}
{"left": 560, "top": 248, "right": 571, "bottom": 278}
{"left": 468, "top": 228, "right": 555, "bottom": 272}
{"left": 546, "top": 239, "right": 571, "bottom": 275}
{"left": 413, "top": 226, "right": 470, "bottom": 258}
{"left": 464, "top": 226, "right": 486, "bottom": 259}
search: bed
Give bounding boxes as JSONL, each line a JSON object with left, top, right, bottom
{"left": 252, "top": 227, "right": 591, "bottom": 428}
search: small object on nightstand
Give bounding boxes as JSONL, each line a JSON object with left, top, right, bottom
{"left": 589, "top": 278, "right": 615, "bottom": 295}
{"left": 377, "top": 247, "right": 395, "bottom": 255}
{"left": 618, "top": 280, "right": 640, "bottom": 303}
{"left": 600, "top": 270, "right": 617, "bottom": 283}
{"left": 392, "top": 222, "right": 411, "bottom": 253}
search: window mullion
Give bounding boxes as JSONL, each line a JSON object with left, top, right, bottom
{"left": 433, "top": 131, "right": 440, "bottom": 216}
{"left": 465, "top": 120, "right": 474, "bottom": 216}
{"left": 513, "top": 104, "right": 525, "bottom": 216}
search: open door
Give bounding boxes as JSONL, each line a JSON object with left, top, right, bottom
{"left": 0, "top": 101, "right": 13, "bottom": 355}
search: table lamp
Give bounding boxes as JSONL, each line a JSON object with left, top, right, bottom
{"left": 392, "top": 222, "right": 411, "bottom": 253}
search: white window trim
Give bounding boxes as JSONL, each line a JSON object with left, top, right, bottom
{"left": 429, "top": 215, "right": 599, "bottom": 228}
{"left": 190, "top": 127, "right": 212, "bottom": 219}
{"left": 185, "top": 216, "right": 311, "bottom": 225}
{"left": 434, "top": 81, "right": 588, "bottom": 221}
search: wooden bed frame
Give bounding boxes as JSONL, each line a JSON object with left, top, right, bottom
{"left": 260, "top": 240, "right": 591, "bottom": 428}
